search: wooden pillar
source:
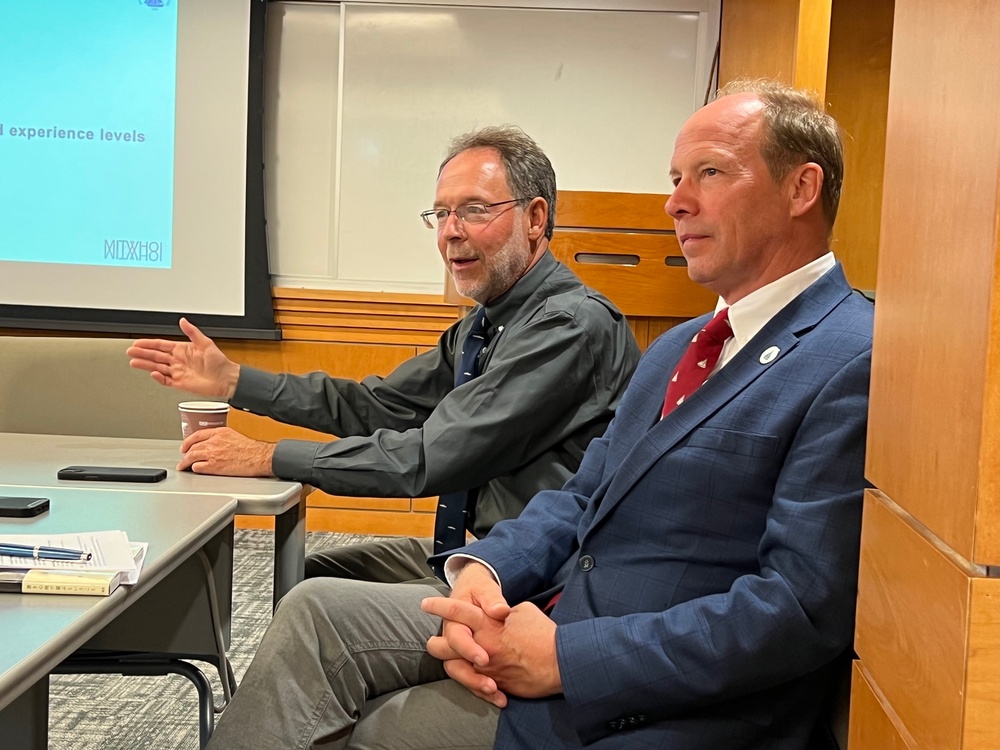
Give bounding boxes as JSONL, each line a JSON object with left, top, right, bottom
{"left": 719, "top": 0, "right": 832, "bottom": 98}
{"left": 719, "top": 0, "right": 890, "bottom": 293}
{"left": 825, "top": 0, "right": 894, "bottom": 293}
{"left": 851, "top": 1, "right": 1000, "bottom": 747}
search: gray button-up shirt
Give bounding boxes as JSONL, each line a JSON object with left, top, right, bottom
{"left": 231, "top": 251, "right": 640, "bottom": 538}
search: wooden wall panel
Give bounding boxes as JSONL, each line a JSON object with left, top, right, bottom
{"left": 854, "top": 490, "right": 967, "bottom": 748}
{"left": 719, "top": 0, "right": 800, "bottom": 87}
{"left": 549, "top": 232, "right": 715, "bottom": 319}
{"left": 865, "top": 0, "right": 1000, "bottom": 564}
{"left": 308, "top": 493, "right": 410, "bottom": 513}
{"left": 791, "top": 0, "right": 832, "bottom": 101}
{"left": 220, "top": 337, "right": 417, "bottom": 380}
{"left": 307, "top": 506, "right": 434, "bottom": 537}
{"left": 411, "top": 497, "right": 437, "bottom": 513}
{"left": 848, "top": 662, "right": 914, "bottom": 750}
{"left": 851, "top": 2, "right": 1000, "bottom": 743}
{"left": 965, "top": 577, "right": 1000, "bottom": 748}
{"left": 720, "top": 0, "right": 831, "bottom": 98}
{"left": 235, "top": 507, "right": 435, "bottom": 536}
{"left": 548, "top": 191, "right": 717, "bottom": 319}
{"left": 546, "top": 191, "right": 701, "bottom": 341}
{"left": 854, "top": 489, "right": 1000, "bottom": 750}
{"left": 979, "top": 231, "right": 1000, "bottom": 561}
{"left": 555, "top": 191, "right": 672, "bottom": 231}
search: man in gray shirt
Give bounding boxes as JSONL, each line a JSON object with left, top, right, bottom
{"left": 128, "top": 125, "right": 639, "bottom": 585}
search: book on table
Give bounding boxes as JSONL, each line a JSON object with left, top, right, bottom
{"left": 0, "top": 568, "right": 122, "bottom": 596}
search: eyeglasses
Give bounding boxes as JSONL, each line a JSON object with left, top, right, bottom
{"left": 420, "top": 198, "right": 530, "bottom": 229}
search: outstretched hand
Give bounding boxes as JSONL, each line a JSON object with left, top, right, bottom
{"left": 127, "top": 317, "right": 240, "bottom": 398}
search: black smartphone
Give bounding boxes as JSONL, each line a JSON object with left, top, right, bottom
{"left": 0, "top": 496, "right": 51, "bottom": 517}
{"left": 57, "top": 466, "right": 168, "bottom": 483}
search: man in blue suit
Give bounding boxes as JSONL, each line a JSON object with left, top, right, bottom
{"left": 206, "top": 80, "right": 873, "bottom": 750}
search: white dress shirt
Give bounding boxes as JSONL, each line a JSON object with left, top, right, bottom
{"left": 715, "top": 251, "right": 836, "bottom": 372}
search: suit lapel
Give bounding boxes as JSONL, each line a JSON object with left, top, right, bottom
{"left": 585, "top": 265, "right": 855, "bottom": 534}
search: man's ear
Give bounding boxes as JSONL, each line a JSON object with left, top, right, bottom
{"left": 526, "top": 197, "right": 548, "bottom": 241}
{"left": 787, "top": 162, "right": 823, "bottom": 218}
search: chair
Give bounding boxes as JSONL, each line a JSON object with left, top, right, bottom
{"left": 808, "top": 651, "right": 853, "bottom": 749}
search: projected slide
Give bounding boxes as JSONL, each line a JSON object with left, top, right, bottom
{"left": 0, "top": 1, "right": 177, "bottom": 269}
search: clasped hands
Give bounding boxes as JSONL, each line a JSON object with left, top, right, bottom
{"left": 421, "top": 562, "right": 561, "bottom": 708}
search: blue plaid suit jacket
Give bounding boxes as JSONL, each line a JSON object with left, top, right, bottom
{"left": 450, "top": 264, "right": 874, "bottom": 749}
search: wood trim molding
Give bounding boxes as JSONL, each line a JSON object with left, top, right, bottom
{"left": 273, "top": 287, "right": 458, "bottom": 346}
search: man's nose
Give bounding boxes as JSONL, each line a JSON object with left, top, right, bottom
{"left": 441, "top": 210, "right": 466, "bottom": 240}
{"left": 665, "top": 183, "right": 692, "bottom": 219}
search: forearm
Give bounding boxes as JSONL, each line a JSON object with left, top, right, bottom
{"left": 267, "top": 409, "right": 566, "bottom": 500}
{"left": 269, "top": 432, "right": 428, "bottom": 497}
{"left": 231, "top": 367, "right": 438, "bottom": 437}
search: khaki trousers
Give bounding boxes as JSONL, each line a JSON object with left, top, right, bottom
{"left": 207, "top": 577, "right": 498, "bottom": 750}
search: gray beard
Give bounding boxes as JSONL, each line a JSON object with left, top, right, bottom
{"left": 455, "top": 232, "right": 530, "bottom": 304}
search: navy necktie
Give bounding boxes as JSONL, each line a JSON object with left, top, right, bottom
{"left": 433, "top": 307, "right": 491, "bottom": 553}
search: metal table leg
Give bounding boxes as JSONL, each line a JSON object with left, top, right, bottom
{"left": 271, "top": 491, "right": 307, "bottom": 609}
{"left": 0, "top": 677, "right": 48, "bottom": 750}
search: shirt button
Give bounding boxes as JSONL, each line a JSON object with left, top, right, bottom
{"left": 579, "top": 554, "right": 594, "bottom": 571}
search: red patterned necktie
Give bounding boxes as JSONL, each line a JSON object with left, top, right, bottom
{"left": 661, "top": 308, "right": 732, "bottom": 418}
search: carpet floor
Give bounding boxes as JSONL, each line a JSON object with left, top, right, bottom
{"left": 48, "top": 529, "right": 392, "bottom": 749}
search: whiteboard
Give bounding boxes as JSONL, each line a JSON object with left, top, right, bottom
{"left": 263, "top": 1, "right": 720, "bottom": 293}
{"left": 263, "top": 2, "right": 341, "bottom": 280}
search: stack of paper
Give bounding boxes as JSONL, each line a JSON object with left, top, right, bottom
{"left": 0, "top": 531, "right": 147, "bottom": 596}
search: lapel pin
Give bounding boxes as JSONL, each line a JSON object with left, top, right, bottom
{"left": 759, "top": 346, "right": 780, "bottom": 364}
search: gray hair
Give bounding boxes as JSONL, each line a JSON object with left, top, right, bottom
{"left": 440, "top": 125, "right": 557, "bottom": 239}
{"left": 717, "top": 79, "right": 844, "bottom": 230}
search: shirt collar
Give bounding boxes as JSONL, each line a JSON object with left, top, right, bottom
{"left": 481, "top": 250, "right": 558, "bottom": 331}
{"left": 716, "top": 252, "right": 837, "bottom": 350}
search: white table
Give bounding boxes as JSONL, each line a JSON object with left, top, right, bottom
{"left": 0, "top": 486, "right": 236, "bottom": 748}
{"left": 0, "top": 432, "right": 307, "bottom": 607}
